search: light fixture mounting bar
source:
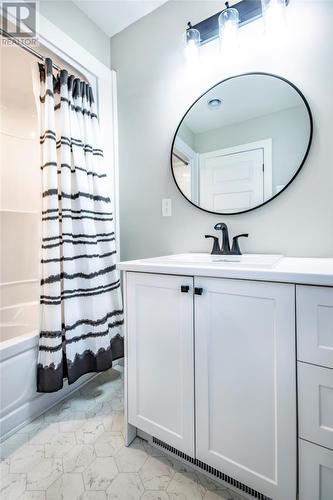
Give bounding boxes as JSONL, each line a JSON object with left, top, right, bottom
{"left": 191, "top": 0, "right": 262, "bottom": 45}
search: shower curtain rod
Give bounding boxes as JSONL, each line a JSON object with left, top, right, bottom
{"left": 0, "top": 28, "right": 62, "bottom": 72}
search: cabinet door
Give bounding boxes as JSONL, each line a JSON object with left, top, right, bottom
{"left": 195, "top": 278, "right": 296, "bottom": 500}
{"left": 297, "top": 286, "right": 333, "bottom": 369}
{"left": 299, "top": 439, "right": 333, "bottom": 500}
{"left": 127, "top": 272, "right": 194, "bottom": 455}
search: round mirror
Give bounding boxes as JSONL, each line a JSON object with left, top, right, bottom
{"left": 171, "top": 73, "right": 312, "bottom": 215}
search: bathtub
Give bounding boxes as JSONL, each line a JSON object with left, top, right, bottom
{"left": 0, "top": 302, "right": 94, "bottom": 441}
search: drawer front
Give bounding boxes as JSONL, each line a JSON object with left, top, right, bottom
{"left": 297, "top": 285, "right": 333, "bottom": 369}
{"left": 299, "top": 439, "right": 333, "bottom": 500}
{"left": 298, "top": 362, "right": 333, "bottom": 450}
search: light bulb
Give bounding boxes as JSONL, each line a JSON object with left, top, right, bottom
{"left": 184, "top": 25, "right": 201, "bottom": 66}
{"left": 261, "top": 0, "right": 286, "bottom": 37}
{"left": 219, "top": 4, "right": 240, "bottom": 53}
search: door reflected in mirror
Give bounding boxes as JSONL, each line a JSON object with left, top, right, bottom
{"left": 171, "top": 73, "right": 312, "bottom": 215}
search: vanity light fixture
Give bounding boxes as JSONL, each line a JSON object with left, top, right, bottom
{"left": 184, "top": 22, "right": 201, "bottom": 64}
{"left": 218, "top": 2, "right": 240, "bottom": 51}
{"left": 208, "top": 98, "right": 222, "bottom": 109}
{"left": 184, "top": 0, "right": 290, "bottom": 51}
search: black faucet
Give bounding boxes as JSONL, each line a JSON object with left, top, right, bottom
{"left": 205, "top": 223, "right": 249, "bottom": 255}
{"left": 214, "top": 222, "right": 230, "bottom": 254}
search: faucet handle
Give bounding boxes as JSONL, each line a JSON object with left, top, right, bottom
{"left": 205, "top": 235, "right": 221, "bottom": 255}
{"left": 231, "top": 234, "right": 249, "bottom": 255}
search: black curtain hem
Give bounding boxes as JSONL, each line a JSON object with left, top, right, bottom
{"left": 37, "top": 334, "right": 124, "bottom": 393}
{"left": 37, "top": 361, "right": 64, "bottom": 393}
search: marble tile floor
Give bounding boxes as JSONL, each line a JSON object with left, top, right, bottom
{"left": 0, "top": 365, "right": 246, "bottom": 500}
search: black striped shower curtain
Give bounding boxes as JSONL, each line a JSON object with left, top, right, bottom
{"left": 37, "top": 58, "right": 123, "bottom": 393}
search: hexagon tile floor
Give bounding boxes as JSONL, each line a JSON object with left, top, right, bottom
{"left": 0, "top": 364, "right": 246, "bottom": 500}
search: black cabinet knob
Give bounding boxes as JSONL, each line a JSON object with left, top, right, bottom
{"left": 181, "top": 285, "right": 190, "bottom": 293}
{"left": 194, "top": 287, "right": 203, "bottom": 295}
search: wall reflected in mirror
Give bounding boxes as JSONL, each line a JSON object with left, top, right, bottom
{"left": 171, "top": 73, "right": 312, "bottom": 215}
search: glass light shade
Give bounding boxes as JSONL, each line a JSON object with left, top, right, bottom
{"left": 218, "top": 7, "right": 240, "bottom": 51}
{"left": 261, "top": 0, "right": 286, "bottom": 35}
{"left": 184, "top": 27, "right": 201, "bottom": 64}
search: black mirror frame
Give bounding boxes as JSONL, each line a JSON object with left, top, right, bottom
{"left": 170, "top": 72, "right": 313, "bottom": 216}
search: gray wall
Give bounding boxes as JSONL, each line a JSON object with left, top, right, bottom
{"left": 193, "top": 105, "right": 309, "bottom": 191}
{"left": 39, "top": 1, "right": 111, "bottom": 67}
{"left": 111, "top": 0, "right": 333, "bottom": 260}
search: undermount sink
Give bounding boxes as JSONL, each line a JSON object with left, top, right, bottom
{"left": 158, "top": 253, "right": 283, "bottom": 269}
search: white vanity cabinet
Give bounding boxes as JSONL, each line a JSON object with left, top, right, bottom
{"left": 119, "top": 255, "right": 333, "bottom": 500}
{"left": 195, "top": 278, "right": 296, "bottom": 500}
{"left": 125, "top": 271, "right": 297, "bottom": 500}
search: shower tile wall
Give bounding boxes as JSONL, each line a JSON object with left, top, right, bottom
{"left": 0, "top": 43, "right": 40, "bottom": 341}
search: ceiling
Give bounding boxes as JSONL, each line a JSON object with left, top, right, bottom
{"left": 183, "top": 75, "right": 305, "bottom": 135}
{"left": 73, "top": 0, "right": 168, "bottom": 37}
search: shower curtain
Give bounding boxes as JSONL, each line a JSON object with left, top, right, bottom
{"left": 37, "top": 58, "right": 123, "bottom": 393}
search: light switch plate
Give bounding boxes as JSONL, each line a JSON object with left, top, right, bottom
{"left": 162, "top": 198, "right": 172, "bottom": 217}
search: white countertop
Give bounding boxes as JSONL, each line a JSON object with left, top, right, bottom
{"left": 117, "top": 254, "right": 333, "bottom": 287}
